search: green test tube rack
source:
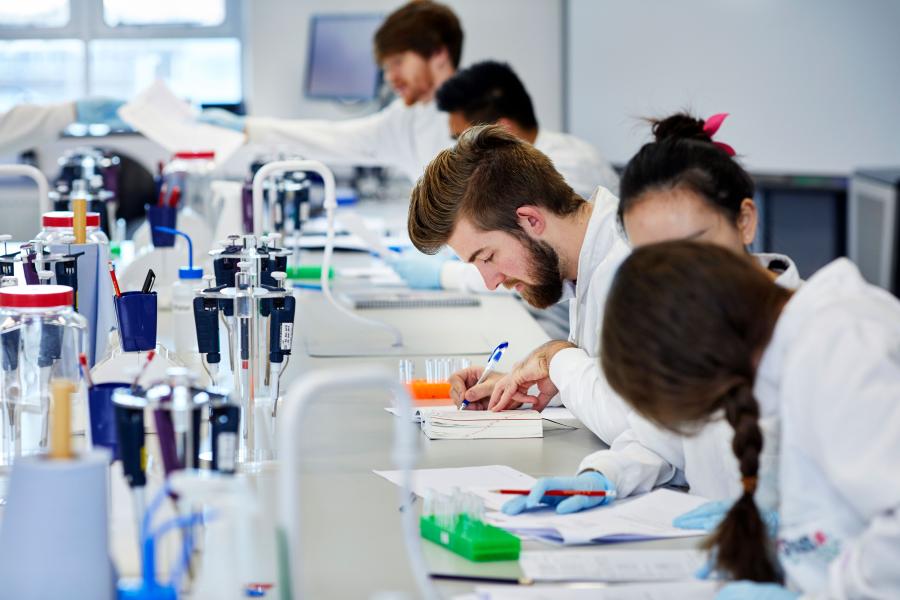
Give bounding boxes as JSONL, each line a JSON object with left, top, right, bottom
{"left": 420, "top": 514, "right": 520, "bottom": 561}
{"left": 285, "top": 265, "right": 334, "bottom": 280}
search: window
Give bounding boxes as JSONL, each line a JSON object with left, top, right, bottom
{"left": 102, "top": 0, "right": 226, "bottom": 28}
{"left": 0, "top": 0, "right": 242, "bottom": 113}
{"left": 0, "top": 0, "right": 70, "bottom": 28}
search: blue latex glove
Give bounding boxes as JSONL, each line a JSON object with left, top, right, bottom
{"left": 716, "top": 582, "right": 798, "bottom": 600}
{"left": 74, "top": 98, "right": 127, "bottom": 128}
{"left": 674, "top": 499, "right": 780, "bottom": 537}
{"left": 197, "top": 108, "right": 246, "bottom": 132}
{"left": 387, "top": 252, "right": 448, "bottom": 289}
{"left": 501, "top": 472, "right": 615, "bottom": 515}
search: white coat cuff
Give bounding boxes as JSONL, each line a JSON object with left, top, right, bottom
{"left": 577, "top": 450, "right": 623, "bottom": 486}
{"left": 548, "top": 347, "right": 591, "bottom": 390}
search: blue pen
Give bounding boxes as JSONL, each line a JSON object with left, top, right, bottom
{"left": 460, "top": 341, "right": 508, "bottom": 410}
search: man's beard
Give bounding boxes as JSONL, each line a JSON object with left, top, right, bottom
{"left": 505, "top": 237, "right": 565, "bottom": 309}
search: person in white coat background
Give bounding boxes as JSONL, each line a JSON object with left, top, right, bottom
{"left": 0, "top": 98, "right": 126, "bottom": 157}
{"left": 406, "top": 123, "right": 632, "bottom": 443}
{"left": 598, "top": 240, "right": 900, "bottom": 600}
{"left": 198, "top": 0, "right": 461, "bottom": 183}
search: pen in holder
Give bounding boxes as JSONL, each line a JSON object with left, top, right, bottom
{"left": 88, "top": 382, "right": 130, "bottom": 460}
{"left": 145, "top": 204, "right": 177, "bottom": 248}
{"left": 114, "top": 291, "right": 158, "bottom": 352}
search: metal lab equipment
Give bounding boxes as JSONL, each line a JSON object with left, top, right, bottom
{"left": 194, "top": 235, "right": 295, "bottom": 464}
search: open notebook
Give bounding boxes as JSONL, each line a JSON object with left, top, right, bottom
{"left": 419, "top": 409, "right": 543, "bottom": 440}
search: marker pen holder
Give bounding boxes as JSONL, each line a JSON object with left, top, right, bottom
{"left": 88, "top": 382, "right": 130, "bottom": 459}
{"left": 146, "top": 204, "right": 177, "bottom": 248}
{"left": 115, "top": 291, "right": 158, "bottom": 352}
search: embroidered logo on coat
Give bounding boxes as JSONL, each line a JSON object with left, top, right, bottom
{"left": 778, "top": 529, "right": 842, "bottom": 563}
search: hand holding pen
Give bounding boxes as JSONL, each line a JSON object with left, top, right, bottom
{"left": 451, "top": 342, "right": 508, "bottom": 411}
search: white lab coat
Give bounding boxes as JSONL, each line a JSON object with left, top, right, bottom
{"left": 578, "top": 253, "right": 802, "bottom": 502}
{"left": 757, "top": 259, "right": 900, "bottom": 599}
{"left": 244, "top": 98, "right": 453, "bottom": 183}
{"left": 545, "top": 186, "right": 632, "bottom": 443}
{"left": 533, "top": 129, "right": 620, "bottom": 199}
{"left": 0, "top": 102, "right": 75, "bottom": 156}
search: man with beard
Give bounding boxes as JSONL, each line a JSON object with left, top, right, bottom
{"left": 198, "top": 0, "right": 461, "bottom": 182}
{"left": 408, "top": 124, "right": 631, "bottom": 444}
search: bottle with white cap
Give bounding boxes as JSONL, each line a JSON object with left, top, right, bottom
{"left": 161, "top": 227, "right": 206, "bottom": 375}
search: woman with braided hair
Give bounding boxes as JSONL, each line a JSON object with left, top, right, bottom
{"left": 600, "top": 240, "right": 900, "bottom": 599}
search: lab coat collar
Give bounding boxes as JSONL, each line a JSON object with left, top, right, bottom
{"left": 573, "top": 186, "right": 622, "bottom": 290}
{"left": 755, "top": 252, "right": 802, "bottom": 289}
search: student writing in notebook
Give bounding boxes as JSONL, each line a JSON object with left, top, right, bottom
{"left": 598, "top": 241, "right": 900, "bottom": 599}
{"left": 407, "top": 124, "right": 632, "bottom": 447}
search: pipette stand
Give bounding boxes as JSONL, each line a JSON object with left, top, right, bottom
{"left": 194, "top": 234, "right": 295, "bottom": 467}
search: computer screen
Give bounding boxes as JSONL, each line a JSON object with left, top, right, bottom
{"left": 305, "top": 14, "right": 383, "bottom": 101}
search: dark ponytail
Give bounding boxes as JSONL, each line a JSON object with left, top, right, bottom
{"left": 618, "top": 113, "right": 754, "bottom": 231}
{"left": 704, "top": 382, "right": 778, "bottom": 582}
{"left": 600, "top": 241, "right": 790, "bottom": 583}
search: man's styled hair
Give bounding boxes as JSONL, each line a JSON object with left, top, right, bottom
{"left": 374, "top": 1, "right": 464, "bottom": 68}
{"left": 436, "top": 61, "right": 538, "bottom": 130}
{"left": 408, "top": 124, "right": 583, "bottom": 254}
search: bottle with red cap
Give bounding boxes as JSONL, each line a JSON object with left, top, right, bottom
{"left": 162, "top": 150, "right": 217, "bottom": 219}
{"left": 36, "top": 211, "right": 110, "bottom": 246}
{"left": 0, "top": 284, "right": 87, "bottom": 469}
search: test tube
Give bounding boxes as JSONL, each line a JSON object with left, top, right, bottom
{"left": 398, "top": 359, "right": 414, "bottom": 384}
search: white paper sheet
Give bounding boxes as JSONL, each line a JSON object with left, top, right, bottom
{"left": 374, "top": 465, "right": 537, "bottom": 511}
{"left": 383, "top": 406, "right": 576, "bottom": 423}
{"left": 474, "top": 581, "right": 718, "bottom": 600}
{"left": 489, "top": 489, "right": 710, "bottom": 545}
{"left": 519, "top": 549, "right": 707, "bottom": 582}
{"left": 118, "top": 80, "right": 245, "bottom": 166}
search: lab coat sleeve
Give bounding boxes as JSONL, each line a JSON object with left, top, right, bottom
{"left": 548, "top": 347, "right": 631, "bottom": 444}
{"left": 244, "top": 102, "right": 405, "bottom": 170}
{"left": 0, "top": 102, "right": 75, "bottom": 156}
{"left": 795, "top": 315, "right": 900, "bottom": 599}
{"left": 577, "top": 411, "right": 680, "bottom": 498}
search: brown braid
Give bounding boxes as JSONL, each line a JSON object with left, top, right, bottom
{"left": 702, "top": 382, "right": 779, "bottom": 582}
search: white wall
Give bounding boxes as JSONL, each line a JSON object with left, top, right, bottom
{"left": 566, "top": 0, "right": 900, "bottom": 174}
{"left": 244, "top": 0, "right": 564, "bottom": 130}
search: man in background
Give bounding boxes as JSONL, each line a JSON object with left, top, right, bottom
{"left": 200, "top": 0, "right": 462, "bottom": 182}
{"left": 438, "top": 60, "right": 618, "bottom": 199}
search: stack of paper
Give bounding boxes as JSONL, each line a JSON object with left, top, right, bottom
{"left": 374, "top": 465, "right": 537, "bottom": 511}
{"left": 375, "top": 465, "right": 710, "bottom": 545}
{"left": 118, "top": 80, "right": 245, "bottom": 166}
{"left": 519, "top": 549, "right": 707, "bottom": 582}
{"left": 471, "top": 581, "right": 718, "bottom": 599}
{"left": 489, "top": 488, "right": 710, "bottom": 545}
{"left": 420, "top": 409, "right": 543, "bottom": 440}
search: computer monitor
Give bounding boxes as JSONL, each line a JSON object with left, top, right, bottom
{"left": 848, "top": 168, "right": 900, "bottom": 296}
{"left": 305, "top": 14, "right": 383, "bottom": 101}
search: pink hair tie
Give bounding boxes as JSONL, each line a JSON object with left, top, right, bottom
{"left": 702, "top": 113, "right": 736, "bottom": 157}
